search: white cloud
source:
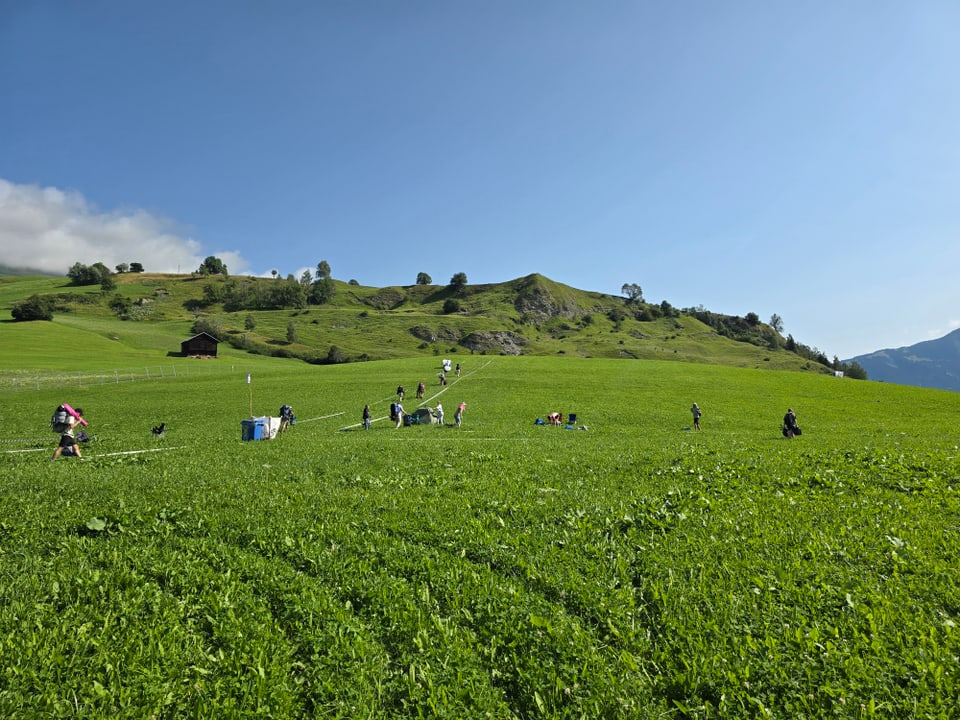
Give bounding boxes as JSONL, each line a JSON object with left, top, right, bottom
{"left": 0, "top": 179, "right": 248, "bottom": 275}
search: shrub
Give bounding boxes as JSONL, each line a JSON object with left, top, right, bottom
{"left": 11, "top": 295, "right": 53, "bottom": 321}
{"left": 443, "top": 298, "right": 461, "bottom": 314}
{"left": 191, "top": 316, "right": 224, "bottom": 339}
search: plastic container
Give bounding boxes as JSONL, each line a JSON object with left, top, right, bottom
{"left": 241, "top": 418, "right": 267, "bottom": 441}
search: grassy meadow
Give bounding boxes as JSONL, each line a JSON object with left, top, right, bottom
{"left": 1, "top": 348, "right": 959, "bottom": 718}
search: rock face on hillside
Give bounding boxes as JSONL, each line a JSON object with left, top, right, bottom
{"left": 409, "top": 325, "right": 461, "bottom": 343}
{"left": 514, "top": 281, "right": 580, "bottom": 322}
{"left": 362, "top": 288, "right": 406, "bottom": 310}
{"left": 460, "top": 331, "right": 526, "bottom": 355}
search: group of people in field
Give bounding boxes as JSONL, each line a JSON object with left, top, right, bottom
{"left": 363, "top": 363, "right": 466, "bottom": 431}
{"left": 49, "top": 364, "right": 802, "bottom": 462}
{"left": 688, "top": 402, "right": 801, "bottom": 437}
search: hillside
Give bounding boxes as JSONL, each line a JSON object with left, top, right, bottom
{"left": 847, "top": 328, "right": 960, "bottom": 392}
{"left": 2, "top": 272, "right": 839, "bottom": 374}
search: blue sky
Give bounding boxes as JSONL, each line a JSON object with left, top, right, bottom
{"left": 2, "top": 1, "right": 958, "bottom": 359}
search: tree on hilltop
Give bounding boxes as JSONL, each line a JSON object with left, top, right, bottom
{"left": 449, "top": 272, "right": 468, "bottom": 295}
{"left": 198, "top": 256, "right": 228, "bottom": 276}
{"left": 416, "top": 272, "right": 432, "bottom": 285}
{"left": 621, "top": 283, "right": 644, "bottom": 304}
{"left": 309, "top": 276, "right": 335, "bottom": 305}
{"left": 67, "top": 261, "right": 111, "bottom": 286}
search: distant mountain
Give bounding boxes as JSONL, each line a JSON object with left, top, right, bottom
{"left": 0, "top": 264, "right": 56, "bottom": 276}
{"left": 847, "top": 329, "right": 960, "bottom": 392}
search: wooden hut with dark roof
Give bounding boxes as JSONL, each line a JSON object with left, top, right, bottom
{"left": 180, "top": 332, "right": 221, "bottom": 358}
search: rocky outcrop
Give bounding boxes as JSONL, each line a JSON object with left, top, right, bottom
{"left": 362, "top": 288, "right": 406, "bottom": 310}
{"left": 410, "top": 325, "right": 461, "bottom": 343}
{"left": 460, "top": 331, "right": 527, "bottom": 355}
{"left": 514, "top": 283, "right": 579, "bottom": 322}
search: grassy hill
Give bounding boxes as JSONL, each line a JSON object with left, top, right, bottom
{"left": 2, "top": 272, "right": 833, "bottom": 374}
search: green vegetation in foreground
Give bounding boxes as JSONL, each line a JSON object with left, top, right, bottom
{"left": 1, "top": 357, "right": 958, "bottom": 718}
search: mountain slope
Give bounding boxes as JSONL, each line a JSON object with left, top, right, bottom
{"left": 847, "top": 329, "right": 960, "bottom": 391}
{"left": 1, "top": 272, "right": 835, "bottom": 374}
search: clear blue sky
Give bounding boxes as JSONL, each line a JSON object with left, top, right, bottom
{"left": 2, "top": 1, "right": 958, "bottom": 359}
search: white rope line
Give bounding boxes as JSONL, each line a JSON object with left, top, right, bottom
{"left": 95, "top": 446, "right": 187, "bottom": 457}
{"left": 294, "top": 411, "right": 345, "bottom": 424}
{"left": 5, "top": 446, "right": 187, "bottom": 457}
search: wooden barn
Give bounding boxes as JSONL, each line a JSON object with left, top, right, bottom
{"left": 180, "top": 332, "right": 221, "bottom": 358}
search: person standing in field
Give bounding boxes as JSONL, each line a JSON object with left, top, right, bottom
{"left": 691, "top": 403, "right": 702, "bottom": 430}
{"left": 52, "top": 407, "right": 85, "bottom": 460}
{"left": 455, "top": 363, "right": 461, "bottom": 377}
{"left": 362, "top": 404, "right": 371, "bottom": 430}
{"left": 395, "top": 401, "right": 404, "bottom": 429}
{"left": 455, "top": 401, "right": 466, "bottom": 428}
{"left": 396, "top": 385, "right": 405, "bottom": 402}
{"left": 279, "top": 404, "right": 295, "bottom": 433}
{"left": 416, "top": 381, "right": 425, "bottom": 399}
{"left": 434, "top": 402, "right": 444, "bottom": 425}
{"left": 783, "top": 408, "right": 799, "bottom": 438}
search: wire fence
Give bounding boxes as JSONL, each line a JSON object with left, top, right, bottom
{"left": 0, "top": 363, "right": 239, "bottom": 394}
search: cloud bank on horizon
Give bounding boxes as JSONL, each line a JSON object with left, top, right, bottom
{"left": 0, "top": 179, "right": 249, "bottom": 276}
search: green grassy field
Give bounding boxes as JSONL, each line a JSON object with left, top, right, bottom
{"left": 1, "top": 352, "right": 958, "bottom": 718}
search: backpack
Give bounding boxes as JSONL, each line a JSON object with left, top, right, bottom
{"left": 51, "top": 405, "right": 71, "bottom": 433}
{"left": 390, "top": 403, "right": 398, "bottom": 421}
